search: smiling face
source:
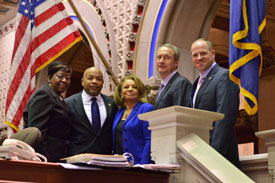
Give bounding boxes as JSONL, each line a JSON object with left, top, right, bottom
{"left": 81, "top": 67, "right": 104, "bottom": 96}
{"left": 156, "top": 46, "right": 179, "bottom": 80}
{"left": 191, "top": 40, "right": 215, "bottom": 74}
{"left": 121, "top": 79, "right": 139, "bottom": 103}
{"left": 48, "top": 70, "right": 71, "bottom": 96}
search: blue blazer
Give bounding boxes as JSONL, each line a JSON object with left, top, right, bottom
{"left": 112, "top": 102, "right": 154, "bottom": 165}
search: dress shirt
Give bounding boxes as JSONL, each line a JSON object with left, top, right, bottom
{"left": 160, "top": 70, "right": 177, "bottom": 90}
{"left": 82, "top": 90, "right": 107, "bottom": 127}
{"left": 193, "top": 62, "right": 216, "bottom": 107}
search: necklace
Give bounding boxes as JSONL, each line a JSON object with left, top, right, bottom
{"left": 123, "top": 113, "right": 130, "bottom": 119}
{"left": 123, "top": 109, "right": 132, "bottom": 119}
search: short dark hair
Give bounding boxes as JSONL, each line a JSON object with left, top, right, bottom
{"left": 114, "top": 75, "right": 148, "bottom": 108}
{"left": 48, "top": 61, "right": 71, "bottom": 79}
{"left": 158, "top": 43, "right": 180, "bottom": 61}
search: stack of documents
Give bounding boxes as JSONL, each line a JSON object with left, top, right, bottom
{"left": 63, "top": 153, "right": 130, "bottom": 167}
{"left": 135, "top": 164, "right": 181, "bottom": 172}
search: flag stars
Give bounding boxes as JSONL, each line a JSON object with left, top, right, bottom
{"left": 24, "top": 9, "right": 29, "bottom": 14}
{"left": 21, "top": 1, "right": 26, "bottom": 6}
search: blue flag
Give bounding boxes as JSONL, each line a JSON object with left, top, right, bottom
{"left": 229, "top": 0, "right": 266, "bottom": 115}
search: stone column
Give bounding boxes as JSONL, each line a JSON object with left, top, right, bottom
{"left": 138, "top": 106, "right": 224, "bottom": 164}
{"left": 256, "top": 129, "right": 275, "bottom": 183}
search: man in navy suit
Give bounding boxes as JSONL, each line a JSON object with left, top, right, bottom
{"left": 65, "top": 67, "right": 117, "bottom": 156}
{"left": 154, "top": 44, "right": 191, "bottom": 109}
{"left": 190, "top": 38, "right": 240, "bottom": 167}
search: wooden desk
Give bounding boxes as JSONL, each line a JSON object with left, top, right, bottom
{"left": 0, "top": 159, "right": 169, "bottom": 183}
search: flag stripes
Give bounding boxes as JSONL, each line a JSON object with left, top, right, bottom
{"left": 5, "top": 0, "right": 82, "bottom": 131}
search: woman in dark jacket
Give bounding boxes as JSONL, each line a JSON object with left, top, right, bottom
{"left": 23, "top": 61, "right": 72, "bottom": 162}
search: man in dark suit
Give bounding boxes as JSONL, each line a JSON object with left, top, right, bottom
{"left": 154, "top": 44, "right": 191, "bottom": 109}
{"left": 65, "top": 67, "right": 117, "bottom": 156}
{"left": 190, "top": 38, "right": 240, "bottom": 167}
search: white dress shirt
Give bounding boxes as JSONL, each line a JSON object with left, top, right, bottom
{"left": 82, "top": 90, "right": 107, "bottom": 127}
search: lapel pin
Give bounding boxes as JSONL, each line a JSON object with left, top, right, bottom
{"left": 108, "top": 103, "right": 112, "bottom": 106}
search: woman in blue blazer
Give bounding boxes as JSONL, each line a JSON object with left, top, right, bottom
{"left": 112, "top": 75, "right": 154, "bottom": 165}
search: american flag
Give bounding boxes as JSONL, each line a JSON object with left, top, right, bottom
{"left": 5, "top": 0, "right": 82, "bottom": 132}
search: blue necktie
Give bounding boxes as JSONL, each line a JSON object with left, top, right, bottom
{"left": 91, "top": 98, "right": 101, "bottom": 134}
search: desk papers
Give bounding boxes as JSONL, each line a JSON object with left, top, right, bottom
{"left": 63, "top": 153, "right": 130, "bottom": 167}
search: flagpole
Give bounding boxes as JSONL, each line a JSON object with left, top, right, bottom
{"left": 67, "top": 0, "right": 119, "bottom": 86}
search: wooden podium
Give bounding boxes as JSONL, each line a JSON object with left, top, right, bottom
{"left": 0, "top": 159, "right": 169, "bottom": 183}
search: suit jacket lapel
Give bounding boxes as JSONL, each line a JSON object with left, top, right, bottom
{"left": 45, "top": 85, "right": 66, "bottom": 109}
{"left": 113, "top": 109, "right": 124, "bottom": 129}
{"left": 123, "top": 102, "right": 142, "bottom": 126}
{"left": 191, "top": 78, "right": 199, "bottom": 107}
{"left": 101, "top": 94, "right": 114, "bottom": 129}
{"left": 72, "top": 93, "right": 95, "bottom": 134}
{"left": 155, "top": 72, "right": 179, "bottom": 106}
{"left": 195, "top": 65, "right": 219, "bottom": 108}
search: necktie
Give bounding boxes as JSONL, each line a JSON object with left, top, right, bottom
{"left": 157, "top": 83, "right": 165, "bottom": 99}
{"left": 91, "top": 98, "right": 101, "bottom": 134}
{"left": 192, "top": 76, "right": 204, "bottom": 107}
{"left": 197, "top": 75, "right": 204, "bottom": 89}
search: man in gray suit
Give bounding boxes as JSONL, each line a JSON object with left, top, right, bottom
{"left": 190, "top": 38, "right": 240, "bottom": 167}
{"left": 65, "top": 67, "right": 117, "bottom": 156}
{"left": 154, "top": 44, "right": 191, "bottom": 109}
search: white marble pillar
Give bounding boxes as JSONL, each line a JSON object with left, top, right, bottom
{"left": 256, "top": 129, "right": 275, "bottom": 183}
{"left": 138, "top": 106, "right": 224, "bottom": 164}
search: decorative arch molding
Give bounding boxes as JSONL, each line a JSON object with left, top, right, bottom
{"left": 86, "top": 0, "right": 118, "bottom": 74}
{"left": 126, "top": 0, "right": 147, "bottom": 76}
{"left": 133, "top": 0, "right": 223, "bottom": 83}
{"left": 63, "top": 0, "right": 118, "bottom": 94}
